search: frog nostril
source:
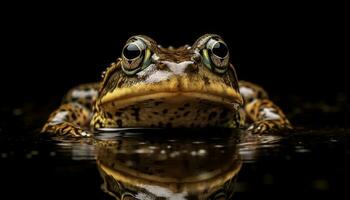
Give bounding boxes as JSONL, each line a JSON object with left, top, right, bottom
{"left": 159, "top": 61, "right": 196, "bottom": 74}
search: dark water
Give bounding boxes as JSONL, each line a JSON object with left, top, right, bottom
{"left": 1, "top": 125, "right": 350, "bottom": 199}
{"left": 1, "top": 96, "right": 350, "bottom": 199}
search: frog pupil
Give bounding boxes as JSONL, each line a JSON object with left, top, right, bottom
{"left": 212, "top": 42, "right": 228, "bottom": 58}
{"left": 123, "top": 44, "right": 140, "bottom": 59}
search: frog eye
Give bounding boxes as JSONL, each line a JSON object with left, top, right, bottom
{"left": 121, "top": 37, "right": 152, "bottom": 75}
{"left": 123, "top": 43, "right": 142, "bottom": 60}
{"left": 199, "top": 36, "right": 230, "bottom": 74}
{"left": 209, "top": 40, "right": 229, "bottom": 61}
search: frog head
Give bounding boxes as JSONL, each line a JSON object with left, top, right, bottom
{"left": 93, "top": 34, "right": 243, "bottom": 129}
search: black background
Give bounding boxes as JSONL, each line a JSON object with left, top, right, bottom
{"left": 2, "top": 2, "right": 348, "bottom": 105}
{"left": 1, "top": 1, "right": 349, "bottom": 131}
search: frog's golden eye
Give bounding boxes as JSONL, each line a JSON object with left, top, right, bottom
{"left": 199, "top": 36, "right": 230, "bottom": 74}
{"left": 121, "top": 37, "right": 152, "bottom": 75}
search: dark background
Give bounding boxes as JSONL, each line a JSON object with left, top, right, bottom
{"left": 1, "top": 2, "right": 349, "bottom": 128}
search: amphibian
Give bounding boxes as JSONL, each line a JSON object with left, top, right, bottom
{"left": 42, "top": 34, "right": 291, "bottom": 137}
{"left": 96, "top": 130, "right": 241, "bottom": 199}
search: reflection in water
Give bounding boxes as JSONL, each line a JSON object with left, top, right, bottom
{"left": 238, "top": 134, "right": 282, "bottom": 162}
{"left": 2, "top": 126, "right": 348, "bottom": 198}
{"left": 46, "top": 128, "right": 283, "bottom": 199}
{"left": 52, "top": 137, "right": 96, "bottom": 160}
{"left": 94, "top": 128, "right": 243, "bottom": 200}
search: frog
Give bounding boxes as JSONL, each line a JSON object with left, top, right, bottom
{"left": 95, "top": 129, "right": 242, "bottom": 199}
{"left": 42, "top": 34, "right": 291, "bottom": 137}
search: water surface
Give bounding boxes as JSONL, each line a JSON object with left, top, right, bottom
{"left": 1, "top": 126, "right": 349, "bottom": 199}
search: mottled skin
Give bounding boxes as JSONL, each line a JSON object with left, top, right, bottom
{"left": 42, "top": 34, "right": 291, "bottom": 137}
{"left": 95, "top": 131, "right": 241, "bottom": 199}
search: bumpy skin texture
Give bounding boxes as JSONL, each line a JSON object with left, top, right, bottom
{"left": 42, "top": 34, "right": 291, "bottom": 137}
{"left": 42, "top": 83, "right": 99, "bottom": 137}
{"left": 239, "top": 81, "right": 291, "bottom": 134}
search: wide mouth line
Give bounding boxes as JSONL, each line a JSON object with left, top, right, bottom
{"left": 100, "top": 91, "right": 242, "bottom": 108}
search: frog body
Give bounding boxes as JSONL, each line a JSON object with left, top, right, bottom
{"left": 42, "top": 34, "right": 291, "bottom": 137}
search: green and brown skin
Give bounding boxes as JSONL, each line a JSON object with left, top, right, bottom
{"left": 42, "top": 34, "right": 291, "bottom": 137}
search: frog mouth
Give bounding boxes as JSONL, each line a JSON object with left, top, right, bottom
{"left": 101, "top": 92, "right": 240, "bottom": 109}
{"left": 99, "top": 78, "right": 243, "bottom": 109}
{"left": 100, "top": 90, "right": 243, "bottom": 110}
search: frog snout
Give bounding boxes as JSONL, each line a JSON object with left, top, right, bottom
{"left": 160, "top": 60, "right": 196, "bottom": 75}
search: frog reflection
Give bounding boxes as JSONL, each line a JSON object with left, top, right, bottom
{"left": 95, "top": 129, "right": 243, "bottom": 200}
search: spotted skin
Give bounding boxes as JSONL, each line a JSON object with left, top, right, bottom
{"left": 62, "top": 82, "right": 100, "bottom": 108}
{"left": 41, "top": 103, "right": 91, "bottom": 137}
{"left": 42, "top": 34, "right": 292, "bottom": 137}
{"left": 41, "top": 83, "right": 99, "bottom": 137}
{"left": 91, "top": 100, "right": 241, "bottom": 129}
{"left": 239, "top": 81, "right": 292, "bottom": 133}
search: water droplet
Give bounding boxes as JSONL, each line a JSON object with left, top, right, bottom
{"left": 330, "top": 138, "right": 338, "bottom": 142}
{"left": 170, "top": 151, "right": 180, "bottom": 158}
{"left": 295, "top": 146, "right": 311, "bottom": 153}
{"left": 198, "top": 149, "right": 206, "bottom": 156}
